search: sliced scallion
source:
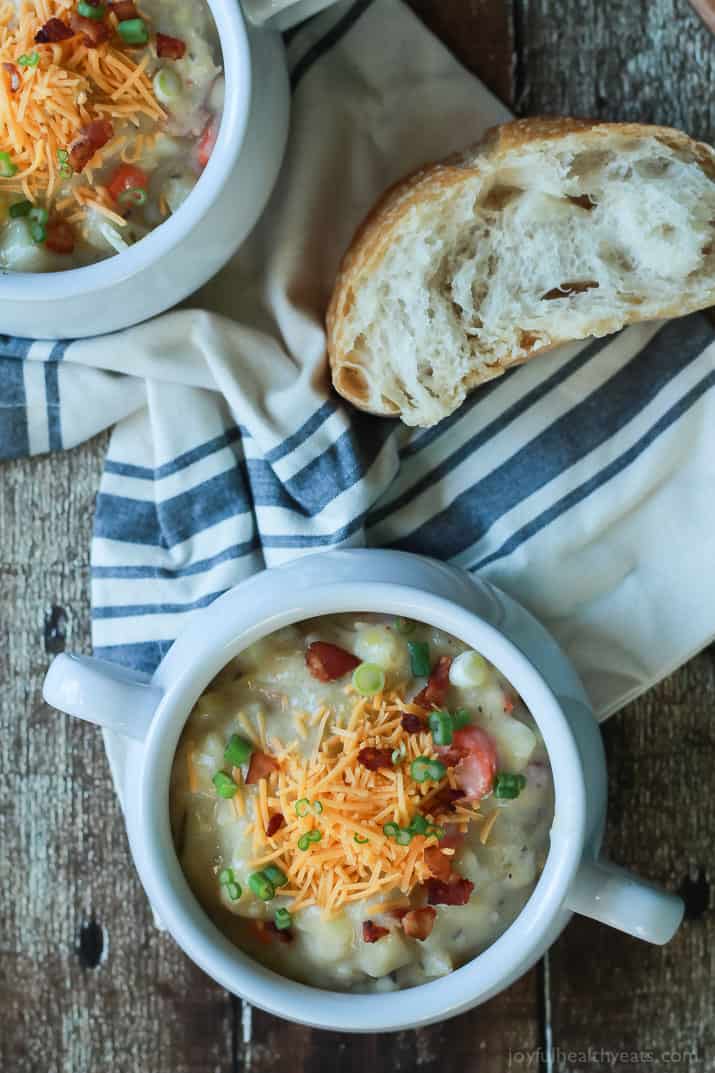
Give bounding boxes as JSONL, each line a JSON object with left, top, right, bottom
{"left": 263, "top": 864, "right": 288, "bottom": 888}
{"left": 394, "top": 828, "right": 412, "bottom": 846}
{"left": 0, "top": 151, "right": 17, "bottom": 177}
{"left": 354, "top": 833, "right": 369, "bottom": 844}
{"left": 493, "top": 772, "right": 527, "bottom": 800}
{"left": 212, "top": 771, "right": 237, "bottom": 798}
{"left": 352, "top": 662, "right": 386, "bottom": 697}
{"left": 248, "top": 871, "right": 275, "bottom": 900}
{"left": 295, "top": 797, "right": 310, "bottom": 817}
{"left": 224, "top": 733, "right": 253, "bottom": 767}
{"left": 274, "top": 908, "right": 292, "bottom": 930}
{"left": 409, "top": 756, "right": 432, "bottom": 783}
{"left": 77, "top": 0, "right": 106, "bottom": 17}
{"left": 428, "top": 709, "right": 453, "bottom": 746}
{"left": 408, "top": 641, "right": 430, "bottom": 678}
{"left": 9, "top": 200, "right": 31, "bottom": 218}
{"left": 117, "top": 17, "right": 148, "bottom": 44}
{"left": 382, "top": 821, "right": 400, "bottom": 838}
{"left": 118, "top": 186, "right": 147, "bottom": 206}
{"left": 17, "top": 52, "right": 39, "bottom": 68}
{"left": 226, "top": 881, "right": 241, "bottom": 901}
{"left": 408, "top": 813, "right": 428, "bottom": 835}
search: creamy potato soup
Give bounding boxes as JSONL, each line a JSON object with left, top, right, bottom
{"left": 0, "top": 0, "right": 222, "bottom": 269}
{"left": 170, "top": 615, "right": 555, "bottom": 992}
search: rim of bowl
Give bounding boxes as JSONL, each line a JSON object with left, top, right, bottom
{"left": 138, "top": 585, "right": 588, "bottom": 1032}
{"left": 0, "top": 0, "right": 250, "bottom": 301}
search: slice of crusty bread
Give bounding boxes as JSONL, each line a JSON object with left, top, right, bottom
{"left": 327, "top": 117, "right": 715, "bottom": 427}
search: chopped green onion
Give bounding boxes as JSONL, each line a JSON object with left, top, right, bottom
{"left": 451, "top": 708, "right": 471, "bottom": 730}
{"left": 29, "top": 206, "right": 48, "bottom": 226}
{"left": 312, "top": 800, "right": 323, "bottom": 815}
{"left": 212, "top": 771, "right": 237, "bottom": 798}
{"left": 391, "top": 747, "right": 403, "bottom": 765}
{"left": 408, "top": 641, "right": 430, "bottom": 677}
{"left": 493, "top": 772, "right": 527, "bottom": 799}
{"left": 297, "top": 833, "right": 310, "bottom": 851}
{"left": 226, "top": 881, "right": 241, "bottom": 901}
{"left": 354, "top": 833, "right": 369, "bottom": 844}
{"left": 425, "top": 824, "right": 445, "bottom": 840}
{"left": 410, "top": 756, "right": 432, "bottom": 783}
{"left": 352, "top": 662, "right": 386, "bottom": 697}
{"left": 248, "top": 871, "right": 275, "bottom": 900}
{"left": 118, "top": 186, "right": 147, "bottom": 206}
{"left": 29, "top": 222, "right": 46, "bottom": 243}
{"left": 408, "top": 813, "right": 428, "bottom": 835}
{"left": 153, "top": 66, "right": 182, "bottom": 104}
{"left": 295, "top": 797, "right": 310, "bottom": 817}
{"left": 394, "top": 828, "right": 412, "bottom": 846}
{"left": 219, "top": 868, "right": 234, "bottom": 885}
{"left": 117, "top": 17, "right": 148, "bottom": 44}
{"left": 263, "top": 865, "right": 288, "bottom": 888}
{"left": 382, "top": 822, "right": 400, "bottom": 838}
{"left": 0, "top": 151, "right": 17, "bottom": 177}
{"left": 224, "top": 733, "right": 253, "bottom": 767}
{"left": 394, "top": 617, "right": 415, "bottom": 635}
{"left": 17, "top": 52, "right": 39, "bottom": 68}
{"left": 56, "top": 149, "right": 72, "bottom": 179}
{"left": 77, "top": 0, "right": 106, "bottom": 17}
{"left": 274, "top": 908, "right": 292, "bottom": 930}
{"left": 9, "top": 200, "right": 32, "bottom": 218}
{"left": 426, "top": 758, "right": 446, "bottom": 781}
{"left": 306, "top": 829, "right": 322, "bottom": 843}
{"left": 428, "top": 710, "right": 453, "bottom": 746}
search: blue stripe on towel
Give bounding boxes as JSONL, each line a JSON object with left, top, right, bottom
{"left": 45, "top": 364, "right": 62, "bottom": 450}
{"left": 0, "top": 361, "right": 29, "bottom": 458}
{"left": 471, "top": 367, "right": 715, "bottom": 572}
{"left": 369, "top": 334, "right": 616, "bottom": 527}
{"left": 93, "top": 587, "right": 229, "bottom": 619}
{"left": 91, "top": 538, "right": 260, "bottom": 579}
{"left": 95, "top": 465, "right": 253, "bottom": 547}
{"left": 0, "top": 335, "right": 33, "bottom": 359}
{"left": 390, "top": 315, "right": 715, "bottom": 560}
{"left": 104, "top": 426, "right": 241, "bottom": 481}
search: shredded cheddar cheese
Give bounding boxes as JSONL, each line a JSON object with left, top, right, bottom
{"left": 244, "top": 691, "right": 479, "bottom": 915}
{"left": 0, "top": 0, "right": 164, "bottom": 216}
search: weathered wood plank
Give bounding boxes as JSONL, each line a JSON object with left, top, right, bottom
{"left": 0, "top": 440, "right": 233, "bottom": 1073}
{"left": 517, "top": 1, "right": 715, "bottom": 1069}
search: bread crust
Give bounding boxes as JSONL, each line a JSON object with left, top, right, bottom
{"left": 326, "top": 117, "right": 715, "bottom": 423}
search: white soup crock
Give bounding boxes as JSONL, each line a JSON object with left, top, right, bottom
{"left": 42, "top": 549, "right": 684, "bottom": 1032}
{"left": 0, "top": 0, "right": 342, "bottom": 339}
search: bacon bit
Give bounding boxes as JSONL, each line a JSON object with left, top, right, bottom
{"left": 401, "top": 713, "right": 424, "bottom": 734}
{"left": 424, "top": 846, "right": 451, "bottom": 882}
{"left": 69, "top": 12, "right": 110, "bottom": 47}
{"left": 451, "top": 726, "right": 497, "bottom": 800}
{"left": 362, "top": 920, "right": 389, "bottom": 943}
{"left": 246, "top": 750, "right": 278, "bottom": 784}
{"left": 402, "top": 907, "right": 436, "bottom": 940}
{"left": 426, "top": 875, "right": 474, "bottom": 907}
{"left": 503, "top": 696, "right": 515, "bottom": 713}
{"left": 108, "top": 0, "right": 138, "bottom": 17}
{"left": 69, "top": 119, "right": 114, "bottom": 172}
{"left": 439, "top": 824, "right": 466, "bottom": 850}
{"left": 2, "top": 62, "right": 20, "bottom": 93}
{"left": 357, "top": 747, "right": 394, "bottom": 771}
{"left": 388, "top": 907, "right": 410, "bottom": 921}
{"left": 265, "top": 812, "right": 285, "bottom": 837}
{"left": 265, "top": 922, "right": 293, "bottom": 944}
{"left": 424, "top": 785, "right": 463, "bottom": 814}
{"left": 34, "top": 16, "right": 73, "bottom": 42}
{"left": 305, "top": 641, "right": 360, "bottom": 682}
{"left": 197, "top": 115, "right": 219, "bottom": 168}
{"left": 156, "top": 32, "right": 186, "bottom": 59}
{"left": 44, "top": 220, "right": 75, "bottom": 254}
{"left": 413, "top": 656, "right": 452, "bottom": 709}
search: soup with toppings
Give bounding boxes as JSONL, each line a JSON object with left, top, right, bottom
{"left": 0, "top": 0, "right": 222, "bottom": 270}
{"left": 170, "top": 614, "right": 555, "bottom": 992}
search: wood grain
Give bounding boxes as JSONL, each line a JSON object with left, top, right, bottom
{"left": 2, "top": 2, "right": 715, "bottom": 1072}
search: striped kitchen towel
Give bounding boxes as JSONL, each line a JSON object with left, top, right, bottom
{"left": 2, "top": 0, "right": 715, "bottom": 806}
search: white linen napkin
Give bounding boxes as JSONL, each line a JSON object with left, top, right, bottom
{"left": 2, "top": 0, "right": 715, "bottom": 813}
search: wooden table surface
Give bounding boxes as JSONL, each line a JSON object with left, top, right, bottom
{"left": 2, "top": 2, "right": 714, "bottom": 1071}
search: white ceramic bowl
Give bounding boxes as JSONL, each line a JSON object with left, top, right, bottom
{"left": 42, "top": 550, "right": 684, "bottom": 1031}
{"left": 0, "top": 0, "right": 340, "bottom": 339}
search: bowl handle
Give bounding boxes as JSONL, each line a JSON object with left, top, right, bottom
{"left": 565, "top": 857, "right": 684, "bottom": 945}
{"left": 43, "top": 653, "right": 163, "bottom": 742}
{"left": 242, "top": 0, "right": 342, "bottom": 31}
